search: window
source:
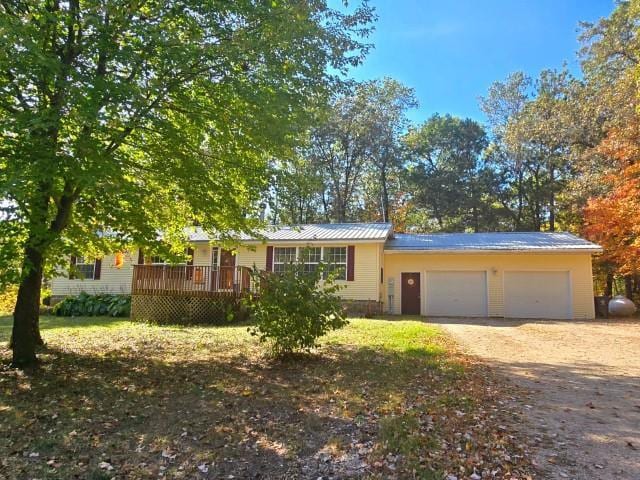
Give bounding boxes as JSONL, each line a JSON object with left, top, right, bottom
{"left": 150, "top": 251, "right": 188, "bottom": 265}
{"left": 211, "top": 247, "right": 219, "bottom": 269}
{"left": 300, "top": 247, "right": 321, "bottom": 273}
{"left": 273, "top": 247, "right": 296, "bottom": 273}
{"left": 324, "top": 247, "right": 347, "bottom": 280}
{"left": 75, "top": 257, "right": 96, "bottom": 279}
{"left": 271, "top": 246, "right": 348, "bottom": 280}
{"left": 150, "top": 255, "right": 166, "bottom": 265}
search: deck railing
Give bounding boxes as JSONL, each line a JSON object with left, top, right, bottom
{"left": 132, "top": 265, "right": 252, "bottom": 297}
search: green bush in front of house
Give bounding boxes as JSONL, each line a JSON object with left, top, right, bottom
{"left": 245, "top": 259, "right": 347, "bottom": 357}
{"left": 52, "top": 292, "right": 131, "bottom": 317}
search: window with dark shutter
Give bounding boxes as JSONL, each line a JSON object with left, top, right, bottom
{"left": 347, "top": 245, "right": 355, "bottom": 281}
{"left": 73, "top": 256, "right": 96, "bottom": 279}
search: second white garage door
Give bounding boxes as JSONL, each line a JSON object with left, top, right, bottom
{"left": 504, "top": 271, "right": 571, "bottom": 319}
{"left": 425, "top": 271, "right": 488, "bottom": 317}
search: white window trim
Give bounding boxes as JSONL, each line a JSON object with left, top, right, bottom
{"left": 273, "top": 247, "right": 297, "bottom": 273}
{"left": 75, "top": 256, "right": 96, "bottom": 280}
{"left": 150, "top": 249, "right": 190, "bottom": 266}
{"left": 300, "top": 247, "right": 322, "bottom": 273}
{"left": 323, "top": 246, "right": 347, "bottom": 281}
{"left": 271, "top": 246, "right": 348, "bottom": 281}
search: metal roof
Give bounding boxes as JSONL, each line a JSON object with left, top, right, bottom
{"left": 187, "top": 228, "right": 212, "bottom": 242}
{"left": 187, "top": 223, "right": 393, "bottom": 243}
{"left": 385, "top": 232, "right": 602, "bottom": 252}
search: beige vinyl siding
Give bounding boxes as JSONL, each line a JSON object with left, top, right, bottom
{"left": 191, "top": 244, "right": 212, "bottom": 267}
{"left": 237, "top": 244, "right": 267, "bottom": 270}
{"left": 51, "top": 251, "right": 137, "bottom": 297}
{"left": 383, "top": 252, "right": 596, "bottom": 319}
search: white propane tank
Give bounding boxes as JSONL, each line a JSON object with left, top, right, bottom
{"left": 608, "top": 295, "right": 637, "bottom": 317}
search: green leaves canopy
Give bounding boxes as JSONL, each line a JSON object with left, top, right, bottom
{"left": 0, "top": 0, "right": 374, "bottom": 278}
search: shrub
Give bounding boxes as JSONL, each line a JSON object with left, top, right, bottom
{"left": 245, "top": 259, "right": 347, "bottom": 356}
{"left": 52, "top": 292, "right": 131, "bottom": 317}
{"left": 0, "top": 285, "right": 18, "bottom": 315}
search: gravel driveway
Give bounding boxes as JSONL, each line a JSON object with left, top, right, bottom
{"left": 433, "top": 318, "right": 640, "bottom": 480}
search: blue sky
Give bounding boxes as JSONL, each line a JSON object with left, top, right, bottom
{"left": 345, "top": 0, "right": 615, "bottom": 123}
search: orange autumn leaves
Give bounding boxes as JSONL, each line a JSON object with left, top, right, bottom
{"left": 584, "top": 125, "right": 640, "bottom": 274}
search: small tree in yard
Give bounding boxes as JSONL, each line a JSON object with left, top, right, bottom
{"left": 246, "top": 260, "right": 347, "bottom": 357}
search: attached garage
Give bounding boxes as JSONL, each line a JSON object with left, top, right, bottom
{"left": 384, "top": 232, "right": 602, "bottom": 319}
{"left": 504, "top": 271, "right": 572, "bottom": 319}
{"left": 425, "top": 271, "right": 487, "bottom": 317}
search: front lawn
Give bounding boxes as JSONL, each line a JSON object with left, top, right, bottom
{"left": 0, "top": 316, "right": 532, "bottom": 479}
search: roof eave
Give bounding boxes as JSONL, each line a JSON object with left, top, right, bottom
{"left": 243, "top": 237, "right": 389, "bottom": 244}
{"left": 384, "top": 248, "right": 603, "bottom": 254}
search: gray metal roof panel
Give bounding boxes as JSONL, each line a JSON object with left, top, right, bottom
{"left": 384, "top": 232, "right": 601, "bottom": 252}
{"left": 187, "top": 223, "right": 393, "bottom": 242}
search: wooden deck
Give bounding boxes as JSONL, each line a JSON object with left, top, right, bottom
{"left": 132, "top": 265, "right": 252, "bottom": 298}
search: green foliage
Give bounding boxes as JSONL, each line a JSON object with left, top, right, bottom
{"left": 245, "top": 259, "right": 347, "bottom": 356}
{"left": 404, "top": 114, "right": 497, "bottom": 232}
{"left": 0, "top": 1, "right": 375, "bottom": 276}
{"left": 52, "top": 292, "right": 131, "bottom": 318}
{"left": 0, "top": 285, "right": 18, "bottom": 315}
{"left": 272, "top": 78, "right": 417, "bottom": 224}
{"left": 0, "top": 0, "right": 374, "bottom": 363}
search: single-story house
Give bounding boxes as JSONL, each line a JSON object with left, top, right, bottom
{"left": 51, "top": 222, "right": 602, "bottom": 319}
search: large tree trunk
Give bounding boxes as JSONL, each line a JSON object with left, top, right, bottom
{"left": 11, "top": 246, "right": 45, "bottom": 367}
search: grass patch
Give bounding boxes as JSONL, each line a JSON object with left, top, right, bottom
{"left": 0, "top": 315, "right": 532, "bottom": 479}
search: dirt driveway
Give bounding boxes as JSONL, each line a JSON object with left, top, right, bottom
{"left": 434, "top": 318, "right": 640, "bottom": 480}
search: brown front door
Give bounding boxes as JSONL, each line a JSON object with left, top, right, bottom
{"left": 401, "top": 272, "right": 421, "bottom": 315}
{"left": 211, "top": 248, "right": 235, "bottom": 290}
{"left": 219, "top": 249, "right": 235, "bottom": 289}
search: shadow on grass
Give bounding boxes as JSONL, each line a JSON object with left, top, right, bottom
{"left": 0, "top": 315, "right": 131, "bottom": 344}
{"left": 0, "top": 325, "right": 451, "bottom": 480}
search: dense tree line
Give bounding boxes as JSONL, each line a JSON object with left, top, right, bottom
{"left": 269, "top": 1, "right": 640, "bottom": 297}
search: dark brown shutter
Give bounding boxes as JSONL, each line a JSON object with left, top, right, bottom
{"left": 137, "top": 249, "right": 144, "bottom": 264}
{"left": 347, "top": 245, "right": 355, "bottom": 281}
{"left": 94, "top": 258, "right": 102, "bottom": 280}
{"left": 69, "top": 255, "right": 77, "bottom": 279}
{"left": 186, "top": 247, "right": 194, "bottom": 280}
{"left": 266, "top": 246, "right": 273, "bottom": 272}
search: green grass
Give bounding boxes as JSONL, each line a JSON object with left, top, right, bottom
{"left": 0, "top": 315, "right": 531, "bottom": 479}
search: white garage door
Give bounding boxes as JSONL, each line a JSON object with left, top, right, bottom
{"left": 504, "top": 271, "right": 571, "bottom": 319}
{"left": 425, "top": 271, "right": 488, "bottom": 317}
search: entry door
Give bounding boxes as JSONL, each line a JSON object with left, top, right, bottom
{"left": 219, "top": 249, "right": 235, "bottom": 289}
{"left": 211, "top": 248, "right": 235, "bottom": 290}
{"left": 401, "top": 272, "right": 421, "bottom": 315}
